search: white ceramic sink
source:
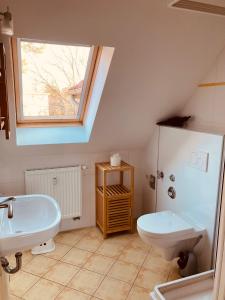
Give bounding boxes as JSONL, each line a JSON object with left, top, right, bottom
{"left": 0, "top": 194, "right": 61, "bottom": 256}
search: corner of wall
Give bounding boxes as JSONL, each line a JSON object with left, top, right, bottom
{"left": 141, "top": 125, "right": 160, "bottom": 214}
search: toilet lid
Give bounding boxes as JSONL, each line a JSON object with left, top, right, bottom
{"left": 137, "top": 210, "right": 194, "bottom": 239}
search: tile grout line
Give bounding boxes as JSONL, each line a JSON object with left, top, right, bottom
{"left": 124, "top": 244, "right": 152, "bottom": 299}
{"left": 10, "top": 229, "right": 91, "bottom": 299}
{"left": 11, "top": 228, "right": 164, "bottom": 300}
{"left": 92, "top": 260, "right": 119, "bottom": 300}
{"left": 97, "top": 237, "right": 141, "bottom": 299}
{"left": 92, "top": 233, "right": 137, "bottom": 299}
{"left": 119, "top": 237, "right": 146, "bottom": 299}
{"left": 56, "top": 280, "right": 96, "bottom": 299}
{"left": 19, "top": 231, "right": 116, "bottom": 299}
{"left": 108, "top": 233, "right": 152, "bottom": 298}
{"left": 18, "top": 230, "right": 89, "bottom": 299}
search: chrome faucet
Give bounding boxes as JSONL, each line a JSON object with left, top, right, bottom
{"left": 0, "top": 196, "right": 16, "bottom": 218}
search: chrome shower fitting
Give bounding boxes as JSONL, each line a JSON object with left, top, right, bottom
{"left": 168, "top": 186, "right": 176, "bottom": 199}
{"left": 0, "top": 252, "right": 22, "bottom": 274}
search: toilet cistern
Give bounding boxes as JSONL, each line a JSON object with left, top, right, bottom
{"left": 137, "top": 211, "right": 205, "bottom": 261}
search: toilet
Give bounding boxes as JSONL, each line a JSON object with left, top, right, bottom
{"left": 137, "top": 210, "right": 205, "bottom": 261}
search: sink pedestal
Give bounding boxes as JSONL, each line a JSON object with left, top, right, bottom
{"left": 0, "top": 266, "right": 9, "bottom": 300}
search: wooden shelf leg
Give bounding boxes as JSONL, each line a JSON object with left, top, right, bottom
{"left": 130, "top": 167, "right": 134, "bottom": 233}
{"left": 103, "top": 170, "right": 107, "bottom": 238}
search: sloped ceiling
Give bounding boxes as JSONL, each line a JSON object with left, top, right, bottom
{"left": 1, "top": 0, "right": 225, "bottom": 153}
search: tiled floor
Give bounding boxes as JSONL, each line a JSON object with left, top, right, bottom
{"left": 8, "top": 227, "right": 180, "bottom": 300}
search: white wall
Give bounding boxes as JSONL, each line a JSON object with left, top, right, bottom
{"left": 0, "top": 148, "right": 144, "bottom": 229}
{"left": 157, "top": 127, "right": 224, "bottom": 271}
{"left": 142, "top": 126, "right": 160, "bottom": 213}
{"left": 143, "top": 43, "right": 225, "bottom": 214}
{"left": 182, "top": 46, "right": 225, "bottom": 133}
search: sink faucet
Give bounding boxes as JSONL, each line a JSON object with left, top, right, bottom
{"left": 0, "top": 196, "right": 16, "bottom": 218}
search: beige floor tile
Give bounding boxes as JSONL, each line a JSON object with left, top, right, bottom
{"left": 150, "top": 246, "right": 162, "bottom": 258}
{"left": 69, "top": 269, "right": 103, "bottom": 295}
{"left": 22, "top": 251, "right": 35, "bottom": 266}
{"left": 84, "top": 254, "right": 115, "bottom": 275}
{"left": 43, "top": 243, "right": 72, "bottom": 260}
{"left": 9, "top": 271, "right": 39, "bottom": 297}
{"left": 105, "top": 233, "right": 134, "bottom": 246}
{"left": 76, "top": 227, "right": 92, "bottom": 235}
{"left": 54, "top": 231, "right": 83, "bottom": 246}
{"left": 61, "top": 247, "right": 92, "bottom": 267}
{"left": 23, "top": 278, "right": 63, "bottom": 300}
{"left": 56, "top": 287, "right": 91, "bottom": 300}
{"left": 127, "top": 233, "right": 138, "bottom": 239}
{"left": 128, "top": 236, "right": 150, "bottom": 251}
{"left": 119, "top": 245, "right": 148, "bottom": 266}
{"left": 88, "top": 227, "right": 104, "bottom": 240}
{"left": 95, "top": 277, "right": 131, "bottom": 300}
{"left": 134, "top": 267, "right": 167, "bottom": 290}
{"left": 96, "top": 241, "right": 124, "bottom": 258}
{"left": 44, "top": 262, "right": 79, "bottom": 285}
{"left": 76, "top": 235, "right": 103, "bottom": 252}
{"left": 23, "top": 255, "right": 57, "bottom": 276}
{"left": 127, "top": 285, "right": 150, "bottom": 300}
{"left": 9, "top": 295, "right": 22, "bottom": 300}
{"left": 143, "top": 254, "right": 171, "bottom": 273}
{"left": 9, "top": 229, "right": 155, "bottom": 300}
{"left": 108, "top": 260, "right": 140, "bottom": 283}
{"left": 167, "top": 269, "right": 181, "bottom": 281}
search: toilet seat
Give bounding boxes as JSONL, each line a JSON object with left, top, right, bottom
{"left": 137, "top": 210, "right": 205, "bottom": 260}
{"left": 137, "top": 210, "right": 196, "bottom": 240}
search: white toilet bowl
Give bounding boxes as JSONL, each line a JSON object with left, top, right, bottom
{"left": 137, "top": 211, "right": 205, "bottom": 260}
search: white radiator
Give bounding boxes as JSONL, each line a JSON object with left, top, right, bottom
{"left": 25, "top": 166, "right": 82, "bottom": 219}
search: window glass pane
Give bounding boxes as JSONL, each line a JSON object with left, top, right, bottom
{"left": 20, "top": 40, "right": 91, "bottom": 120}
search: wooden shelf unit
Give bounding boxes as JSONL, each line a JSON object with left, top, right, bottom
{"left": 95, "top": 161, "right": 134, "bottom": 238}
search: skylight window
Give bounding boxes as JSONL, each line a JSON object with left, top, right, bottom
{"left": 12, "top": 38, "right": 99, "bottom": 126}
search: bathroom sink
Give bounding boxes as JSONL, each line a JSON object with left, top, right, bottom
{"left": 0, "top": 194, "right": 61, "bottom": 256}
